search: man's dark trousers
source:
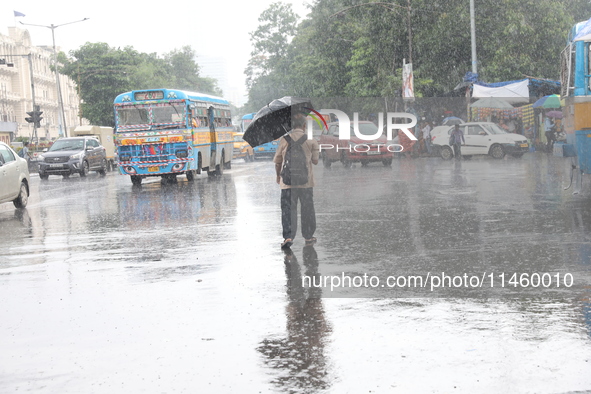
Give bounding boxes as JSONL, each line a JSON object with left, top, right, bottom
{"left": 281, "top": 188, "right": 316, "bottom": 240}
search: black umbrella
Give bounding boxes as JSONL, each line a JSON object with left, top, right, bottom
{"left": 243, "top": 97, "right": 313, "bottom": 147}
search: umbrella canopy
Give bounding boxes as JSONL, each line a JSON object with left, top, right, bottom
{"left": 470, "top": 97, "right": 514, "bottom": 109}
{"left": 533, "top": 94, "right": 562, "bottom": 109}
{"left": 442, "top": 116, "right": 464, "bottom": 126}
{"left": 546, "top": 110, "right": 563, "bottom": 119}
{"left": 243, "top": 97, "right": 313, "bottom": 148}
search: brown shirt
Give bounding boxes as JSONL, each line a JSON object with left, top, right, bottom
{"left": 273, "top": 129, "right": 320, "bottom": 189}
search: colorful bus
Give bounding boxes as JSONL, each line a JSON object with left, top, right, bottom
{"left": 113, "top": 89, "right": 233, "bottom": 185}
{"left": 241, "top": 112, "right": 279, "bottom": 159}
{"left": 560, "top": 20, "right": 591, "bottom": 191}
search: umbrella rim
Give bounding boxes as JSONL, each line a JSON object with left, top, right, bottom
{"left": 533, "top": 94, "right": 562, "bottom": 108}
{"left": 545, "top": 110, "right": 563, "bottom": 118}
{"left": 242, "top": 96, "right": 314, "bottom": 147}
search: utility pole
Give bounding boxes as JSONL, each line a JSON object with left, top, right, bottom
{"left": 407, "top": 0, "right": 412, "bottom": 65}
{"left": 27, "top": 54, "right": 38, "bottom": 143}
{"left": 470, "top": 0, "right": 477, "bottom": 74}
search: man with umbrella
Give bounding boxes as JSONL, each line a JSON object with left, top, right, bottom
{"left": 544, "top": 111, "right": 556, "bottom": 153}
{"left": 273, "top": 111, "right": 320, "bottom": 249}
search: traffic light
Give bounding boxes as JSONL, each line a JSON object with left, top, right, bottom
{"left": 25, "top": 106, "right": 43, "bottom": 128}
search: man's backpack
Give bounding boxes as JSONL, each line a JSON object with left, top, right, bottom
{"left": 280, "top": 135, "right": 309, "bottom": 186}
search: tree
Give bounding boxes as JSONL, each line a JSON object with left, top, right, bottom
{"left": 60, "top": 43, "right": 140, "bottom": 126}
{"left": 164, "top": 46, "right": 222, "bottom": 95}
{"left": 244, "top": 0, "right": 591, "bottom": 101}
{"left": 59, "top": 43, "right": 222, "bottom": 126}
{"left": 245, "top": 2, "right": 299, "bottom": 110}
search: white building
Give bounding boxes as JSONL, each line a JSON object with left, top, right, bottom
{"left": 0, "top": 27, "right": 81, "bottom": 143}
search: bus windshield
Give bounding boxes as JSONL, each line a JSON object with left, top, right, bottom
{"left": 117, "top": 103, "right": 185, "bottom": 128}
{"left": 153, "top": 104, "right": 185, "bottom": 124}
{"left": 118, "top": 106, "right": 149, "bottom": 126}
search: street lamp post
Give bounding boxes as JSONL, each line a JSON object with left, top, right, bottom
{"left": 20, "top": 18, "right": 89, "bottom": 138}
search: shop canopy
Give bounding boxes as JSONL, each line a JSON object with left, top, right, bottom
{"left": 472, "top": 79, "right": 530, "bottom": 104}
{"left": 458, "top": 73, "right": 560, "bottom": 99}
{"left": 574, "top": 17, "right": 591, "bottom": 41}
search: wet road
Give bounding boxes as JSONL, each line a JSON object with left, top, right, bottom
{"left": 1, "top": 153, "right": 591, "bottom": 393}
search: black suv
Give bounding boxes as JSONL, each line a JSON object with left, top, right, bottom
{"left": 38, "top": 137, "right": 107, "bottom": 179}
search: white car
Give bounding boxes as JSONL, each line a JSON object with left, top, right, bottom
{"left": 431, "top": 122, "right": 529, "bottom": 160}
{"left": 0, "top": 142, "right": 30, "bottom": 208}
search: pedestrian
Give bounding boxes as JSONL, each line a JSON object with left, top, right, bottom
{"left": 20, "top": 141, "right": 30, "bottom": 160}
{"left": 544, "top": 114, "right": 555, "bottom": 153}
{"left": 507, "top": 118, "right": 516, "bottom": 133}
{"left": 449, "top": 124, "right": 465, "bottom": 160}
{"left": 422, "top": 121, "right": 432, "bottom": 155}
{"left": 274, "top": 113, "right": 320, "bottom": 249}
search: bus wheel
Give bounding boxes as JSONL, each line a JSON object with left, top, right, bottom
{"left": 186, "top": 170, "right": 195, "bottom": 182}
{"left": 215, "top": 153, "right": 225, "bottom": 176}
{"left": 196, "top": 153, "right": 202, "bottom": 174}
{"left": 131, "top": 175, "right": 142, "bottom": 186}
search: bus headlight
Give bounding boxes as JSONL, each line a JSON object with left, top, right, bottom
{"left": 172, "top": 163, "right": 185, "bottom": 172}
{"left": 125, "top": 166, "right": 137, "bottom": 174}
{"left": 175, "top": 149, "right": 188, "bottom": 158}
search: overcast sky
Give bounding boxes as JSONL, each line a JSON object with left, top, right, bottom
{"left": 1, "top": 0, "right": 310, "bottom": 105}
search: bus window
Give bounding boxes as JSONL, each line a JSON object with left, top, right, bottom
{"left": 152, "top": 104, "right": 185, "bottom": 124}
{"left": 118, "top": 107, "right": 149, "bottom": 126}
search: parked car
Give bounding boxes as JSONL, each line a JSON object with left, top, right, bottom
{"left": 70, "top": 125, "right": 117, "bottom": 171}
{"left": 431, "top": 122, "right": 529, "bottom": 160}
{"left": 0, "top": 141, "right": 30, "bottom": 208}
{"left": 319, "top": 121, "right": 394, "bottom": 167}
{"left": 37, "top": 137, "right": 107, "bottom": 179}
{"left": 233, "top": 133, "right": 254, "bottom": 161}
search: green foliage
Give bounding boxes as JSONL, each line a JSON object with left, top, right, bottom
{"left": 245, "top": 0, "right": 591, "bottom": 106}
{"left": 246, "top": 2, "right": 299, "bottom": 89}
{"left": 59, "top": 43, "right": 222, "bottom": 126}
